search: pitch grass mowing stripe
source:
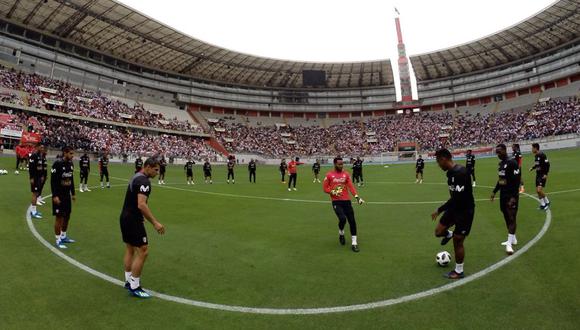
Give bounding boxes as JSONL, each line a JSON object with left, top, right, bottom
{"left": 25, "top": 186, "right": 552, "bottom": 315}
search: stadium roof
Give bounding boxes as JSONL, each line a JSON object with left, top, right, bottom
{"left": 0, "top": 0, "right": 578, "bottom": 88}
{"left": 409, "top": 0, "right": 580, "bottom": 82}
{"left": 0, "top": 0, "right": 394, "bottom": 89}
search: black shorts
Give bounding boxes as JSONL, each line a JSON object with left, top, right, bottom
{"left": 80, "top": 170, "right": 89, "bottom": 179}
{"left": 30, "top": 179, "right": 41, "bottom": 193}
{"left": 500, "top": 194, "right": 519, "bottom": 215}
{"left": 160, "top": 167, "right": 166, "bottom": 174}
{"left": 416, "top": 169, "right": 423, "bottom": 174}
{"left": 439, "top": 208, "right": 475, "bottom": 237}
{"left": 120, "top": 217, "right": 148, "bottom": 247}
{"left": 52, "top": 195, "right": 72, "bottom": 216}
{"left": 313, "top": 170, "right": 320, "bottom": 175}
{"left": 467, "top": 167, "right": 475, "bottom": 175}
{"left": 186, "top": 170, "right": 193, "bottom": 177}
{"left": 101, "top": 168, "right": 109, "bottom": 175}
{"left": 535, "top": 174, "right": 547, "bottom": 188}
{"left": 204, "top": 171, "right": 211, "bottom": 177}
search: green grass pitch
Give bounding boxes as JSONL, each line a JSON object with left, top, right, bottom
{"left": 0, "top": 148, "right": 579, "bottom": 329}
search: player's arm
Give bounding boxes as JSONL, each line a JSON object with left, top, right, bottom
{"left": 50, "top": 164, "right": 61, "bottom": 204}
{"left": 322, "top": 175, "right": 332, "bottom": 194}
{"left": 346, "top": 175, "right": 364, "bottom": 204}
{"left": 70, "top": 168, "right": 76, "bottom": 201}
{"left": 29, "top": 155, "right": 37, "bottom": 180}
{"left": 137, "top": 193, "right": 165, "bottom": 234}
{"left": 491, "top": 180, "right": 500, "bottom": 201}
{"left": 543, "top": 155, "right": 550, "bottom": 176}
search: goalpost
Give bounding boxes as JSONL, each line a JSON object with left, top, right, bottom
{"left": 380, "top": 142, "right": 418, "bottom": 165}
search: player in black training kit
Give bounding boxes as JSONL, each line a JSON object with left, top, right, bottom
{"left": 135, "top": 156, "right": 143, "bottom": 174}
{"left": 352, "top": 157, "right": 364, "bottom": 187}
{"left": 431, "top": 149, "right": 475, "bottom": 280}
{"left": 512, "top": 144, "right": 525, "bottom": 193}
{"left": 29, "top": 143, "right": 47, "bottom": 218}
{"left": 248, "top": 159, "right": 257, "bottom": 183}
{"left": 51, "top": 146, "right": 77, "bottom": 249}
{"left": 120, "top": 157, "right": 165, "bottom": 299}
{"left": 280, "top": 159, "right": 288, "bottom": 183}
{"left": 312, "top": 160, "right": 321, "bottom": 183}
{"left": 203, "top": 159, "right": 213, "bottom": 184}
{"left": 184, "top": 159, "right": 195, "bottom": 185}
{"left": 491, "top": 144, "right": 521, "bottom": 255}
{"left": 99, "top": 153, "right": 110, "bottom": 188}
{"left": 226, "top": 157, "right": 235, "bottom": 184}
{"left": 158, "top": 156, "right": 167, "bottom": 185}
{"left": 415, "top": 155, "right": 425, "bottom": 184}
{"left": 465, "top": 149, "right": 476, "bottom": 187}
{"left": 79, "top": 153, "right": 91, "bottom": 192}
{"left": 530, "top": 143, "right": 551, "bottom": 210}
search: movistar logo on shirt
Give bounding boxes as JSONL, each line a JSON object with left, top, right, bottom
{"left": 140, "top": 185, "right": 150, "bottom": 192}
{"left": 449, "top": 185, "right": 465, "bottom": 192}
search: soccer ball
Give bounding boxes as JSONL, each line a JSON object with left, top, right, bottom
{"left": 436, "top": 251, "right": 452, "bottom": 267}
{"left": 0, "top": 169, "right": 6, "bottom": 175}
{"left": 14, "top": 170, "right": 19, "bottom": 175}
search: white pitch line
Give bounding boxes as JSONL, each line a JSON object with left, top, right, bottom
{"left": 25, "top": 189, "right": 551, "bottom": 315}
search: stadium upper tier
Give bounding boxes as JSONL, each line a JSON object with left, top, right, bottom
{"left": 0, "top": 0, "right": 578, "bottom": 92}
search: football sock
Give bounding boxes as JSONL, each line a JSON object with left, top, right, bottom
{"left": 446, "top": 230, "right": 453, "bottom": 238}
{"left": 129, "top": 276, "right": 140, "bottom": 290}
{"left": 55, "top": 235, "right": 60, "bottom": 243}
{"left": 60, "top": 231, "right": 66, "bottom": 239}
{"left": 351, "top": 235, "right": 357, "bottom": 245}
{"left": 455, "top": 263, "right": 464, "bottom": 274}
{"left": 31, "top": 205, "right": 37, "bottom": 214}
{"left": 124, "top": 271, "right": 131, "bottom": 282}
{"left": 540, "top": 199, "right": 546, "bottom": 207}
{"left": 508, "top": 234, "right": 515, "bottom": 244}
{"left": 339, "top": 229, "right": 345, "bottom": 235}
{"left": 543, "top": 197, "right": 550, "bottom": 204}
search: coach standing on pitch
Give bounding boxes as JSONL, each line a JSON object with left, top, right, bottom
{"left": 120, "top": 157, "right": 165, "bottom": 299}
{"left": 287, "top": 157, "right": 304, "bottom": 191}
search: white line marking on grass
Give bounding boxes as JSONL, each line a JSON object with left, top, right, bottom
{"left": 26, "top": 188, "right": 552, "bottom": 314}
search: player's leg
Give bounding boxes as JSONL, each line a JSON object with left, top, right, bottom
{"left": 359, "top": 172, "right": 364, "bottom": 185}
{"left": 129, "top": 244, "right": 150, "bottom": 297}
{"left": 105, "top": 171, "right": 110, "bottom": 187}
{"left": 123, "top": 244, "right": 135, "bottom": 288}
{"left": 344, "top": 202, "right": 359, "bottom": 252}
{"left": 292, "top": 173, "right": 297, "bottom": 189}
{"left": 54, "top": 215, "right": 66, "bottom": 248}
{"left": 536, "top": 176, "right": 549, "bottom": 209}
{"left": 332, "top": 202, "right": 347, "bottom": 246}
{"left": 471, "top": 169, "right": 476, "bottom": 186}
{"left": 447, "top": 234, "right": 466, "bottom": 279}
{"left": 287, "top": 174, "right": 292, "bottom": 190}
{"left": 500, "top": 201, "right": 517, "bottom": 254}
{"left": 435, "top": 212, "right": 454, "bottom": 246}
{"left": 100, "top": 172, "right": 104, "bottom": 187}
{"left": 59, "top": 213, "right": 75, "bottom": 243}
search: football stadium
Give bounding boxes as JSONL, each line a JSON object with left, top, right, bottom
{"left": 0, "top": 0, "right": 579, "bottom": 328}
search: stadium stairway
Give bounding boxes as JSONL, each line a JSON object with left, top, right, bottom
{"left": 187, "top": 106, "right": 211, "bottom": 132}
{"left": 206, "top": 137, "right": 229, "bottom": 157}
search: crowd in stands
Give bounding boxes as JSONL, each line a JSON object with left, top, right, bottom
{"left": 0, "top": 108, "right": 217, "bottom": 160}
{"left": 0, "top": 68, "right": 200, "bottom": 133}
{"left": 213, "top": 98, "right": 580, "bottom": 156}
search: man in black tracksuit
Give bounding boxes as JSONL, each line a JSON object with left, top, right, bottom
{"left": 248, "top": 159, "right": 257, "bottom": 183}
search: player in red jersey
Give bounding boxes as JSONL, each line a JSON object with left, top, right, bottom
{"left": 287, "top": 157, "right": 304, "bottom": 191}
{"left": 323, "top": 157, "right": 365, "bottom": 252}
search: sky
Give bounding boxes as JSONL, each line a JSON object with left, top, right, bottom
{"left": 117, "top": 0, "right": 555, "bottom": 99}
